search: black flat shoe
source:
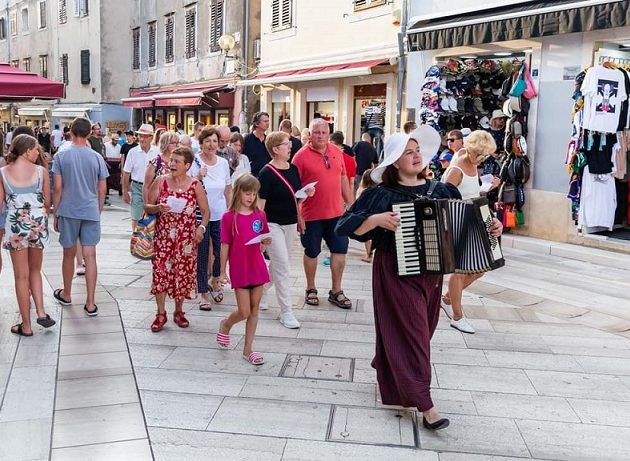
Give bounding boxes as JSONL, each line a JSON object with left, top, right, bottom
{"left": 423, "top": 416, "right": 450, "bottom": 431}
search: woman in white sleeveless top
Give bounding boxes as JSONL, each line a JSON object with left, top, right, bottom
{"left": 441, "top": 130, "right": 502, "bottom": 334}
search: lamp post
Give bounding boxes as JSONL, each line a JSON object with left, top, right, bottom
{"left": 395, "top": 0, "right": 409, "bottom": 131}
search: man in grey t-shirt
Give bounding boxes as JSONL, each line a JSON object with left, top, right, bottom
{"left": 52, "top": 117, "right": 109, "bottom": 316}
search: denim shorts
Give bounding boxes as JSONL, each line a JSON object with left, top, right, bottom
{"left": 58, "top": 217, "right": 101, "bottom": 248}
{"left": 300, "top": 217, "right": 349, "bottom": 258}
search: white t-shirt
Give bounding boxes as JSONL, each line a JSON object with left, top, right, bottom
{"left": 123, "top": 144, "right": 159, "bottom": 182}
{"left": 232, "top": 155, "right": 251, "bottom": 180}
{"left": 105, "top": 142, "right": 121, "bottom": 159}
{"left": 188, "top": 154, "right": 231, "bottom": 222}
{"left": 191, "top": 138, "right": 200, "bottom": 155}
{"left": 578, "top": 165, "right": 617, "bottom": 231}
{"left": 581, "top": 66, "right": 628, "bottom": 133}
{"left": 5, "top": 131, "right": 12, "bottom": 146}
{"left": 51, "top": 129, "right": 63, "bottom": 148}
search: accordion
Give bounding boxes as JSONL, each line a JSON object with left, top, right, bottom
{"left": 392, "top": 197, "right": 504, "bottom": 276}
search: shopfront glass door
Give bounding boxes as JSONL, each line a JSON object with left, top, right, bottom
{"left": 307, "top": 101, "right": 335, "bottom": 133}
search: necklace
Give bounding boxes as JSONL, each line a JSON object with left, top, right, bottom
{"left": 171, "top": 176, "right": 186, "bottom": 192}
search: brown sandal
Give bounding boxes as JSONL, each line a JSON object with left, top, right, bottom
{"left": 328, "top": 290, "right": 352, "bottom": 309}
{"left": 305, "top": 288, "right": 319, "bottom": 306}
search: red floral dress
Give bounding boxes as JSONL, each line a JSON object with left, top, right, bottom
{"left": 151, "top": 178, "right": 199, "bottom": 301}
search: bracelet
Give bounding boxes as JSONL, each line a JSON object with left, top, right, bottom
{"left": 199, "top": 224, "right": 207, "bottom": 232}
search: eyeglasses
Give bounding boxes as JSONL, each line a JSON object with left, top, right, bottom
{"left": 169, "top": 142, "right": 179, "bottom": 145}
{"left": 323, "top": 155, "right": 330, "bottom": 169}
{"left": 446, "top": 138, "right": 462, "bottom": 143}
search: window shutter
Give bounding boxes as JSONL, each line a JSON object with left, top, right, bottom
{"left": 58, "top": 0, "right": 67, "bottom": 23}
{"left": 185, "top": 7, "right": 196, "bottom": 58}
{"left": 165, "top": 14, "right": 174, "bottom": 63}
{"left": 209, "top": 0, "right": 223, "bottom": 52}
{"left": 148, "top": 21, "right": 156, "bottom": 67}
{"left": 281, "top": 0, "right": 291, "bottom": 28}
{"left": 271, "top": 0, "right": 280, "bottom": 30}
{"left": 39, "top": 1, "right": 47, "bottom": 28}
{"left": 80, "top": 49, "right": 90, "bottom": 84}
{"left": 132, "top": 27, "right": 140, "bottom": 69}
{"left": 0, "top": 18, "right": 5, "bottom": 40}
{"left": 81, "top": 0, "right": 88, "bottom": 16}
{"left": 60, "top": 53, "right": 68, "bottom": 84}
{"left": 73, "top": 0, "right": 80, "bottom": 16}
{"left": 39, "top": 55, "right": 48, "bottom": 78}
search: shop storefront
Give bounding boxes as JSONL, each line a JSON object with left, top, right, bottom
{"left": 406, "top": 0, "right": 630, "bottom": 248}
{"left": 16, "top": 105, "right": 52, "bottom": 127}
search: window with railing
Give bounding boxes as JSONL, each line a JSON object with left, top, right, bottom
{"left": 148, "top": 21, "right": 157, "bottom": 67}
{"left": 164, "top": 13, "right": 174, "bottom": 63}
{"left": 353, "top": 0, "right": 386, "bottom": 11}
{"left": 185, "top": 4, "right": 197, "bottom": 59}
{"left": 271, "top": 0, "right": 292, "bottom": 31}
{"left": 39, "top": 1, "right": 47, "bottom": 29}
{"left": 39, "top": 54, "right": 48, "bottom": 77}
{"left": 132, "top": 27, "right": 140, "bottom": 70}
{"left": 11, "top": 59, "right": 19, "bottom": 68}
{"left": 58, "top": 0, "right": 67, "bottom": 23}
{"left": 23, "top": 57, "right": 31, "bottom": 72}
{"left": 209, "top": 0, "right": 223, "bottom": 52}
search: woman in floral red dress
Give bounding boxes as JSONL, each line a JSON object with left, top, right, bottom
{"left": 146, "top": 147, "right": 210, "bottom": 332}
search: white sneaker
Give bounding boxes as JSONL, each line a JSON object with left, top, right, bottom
{"left": 450, "top": 317, "right": 475, "bottom": 334}
{"left": 279, "top": 311, "right": 300, "bottom": 329}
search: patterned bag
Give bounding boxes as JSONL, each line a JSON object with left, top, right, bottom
{"left": 130, "top": 214, "right": 157, "bottom": 260}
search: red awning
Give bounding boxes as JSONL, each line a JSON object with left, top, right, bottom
{"left": 122, "top": 81, "right": 234, "bottom": 108}
{"left": 0, "top": 63, "right": 65, "bottom": 100}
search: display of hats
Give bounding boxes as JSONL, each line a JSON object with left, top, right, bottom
{"left": 479, "top": 116, "right": 491, "bottom": 129}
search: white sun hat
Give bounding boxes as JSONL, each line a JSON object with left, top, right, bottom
{"left": 371, "top": 125, "right": 442, "bottom": 183}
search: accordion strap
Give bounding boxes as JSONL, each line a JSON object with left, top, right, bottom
{"left": 382, "top": 180, "right": 439, "bottom": 200}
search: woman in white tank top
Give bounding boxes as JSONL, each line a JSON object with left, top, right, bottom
{"left": 441, "top": 131, "right": 503, "bottom": 334}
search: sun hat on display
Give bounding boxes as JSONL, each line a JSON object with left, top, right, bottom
{"left": 490, "top": 109, "right": 507, "bottom": 121}
{"left": 371, "top": 125, "right": 442, "bottom": 183}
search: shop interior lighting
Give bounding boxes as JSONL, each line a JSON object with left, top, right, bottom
{"left": 460, "top": 55, "right": 478, "bottom": 59}
{"left": 494, "top": 52, "right": 513, "bottom": 56}
{"left": 523, "top": 49, "right": 533, "bottom": 53}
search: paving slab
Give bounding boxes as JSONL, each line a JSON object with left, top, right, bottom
{"left": 140, "top": 390, "right": 223, "bottom": 430}
{"left": 281, "top": 354, "right": 353, "bottom": 381}
{"left": 327, "top": 406, "right": 416, "bottom": 447}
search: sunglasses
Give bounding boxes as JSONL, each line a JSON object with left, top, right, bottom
{"left": 446, "top": 138, "right": 462, "bottom": 142}
{"left": 323, "top": 155, "right": 330, "bottom": 169}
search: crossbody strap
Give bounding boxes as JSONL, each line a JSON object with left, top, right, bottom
{"left": 264, "top": 164, "right": 299, "bottom": 211}
{"left": 381, "top": 180, "right": 439, "bottom": 200}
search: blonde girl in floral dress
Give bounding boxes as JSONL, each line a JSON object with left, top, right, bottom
{"left": 0, "top": 134, "right": 55, "bottom": 336}
{"left": 146, "top": 147, "right": 210, "bottom": 332}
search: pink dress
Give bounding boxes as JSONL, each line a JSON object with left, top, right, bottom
{"left": 220, "top": 209, "right": 270, "bottom": 289}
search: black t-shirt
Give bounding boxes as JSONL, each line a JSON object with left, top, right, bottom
{"left": 258, "top": 164, "right": 302, "bottom": 225}
{"left": 353, "top": 141, "right": 378, "bottom": 176}
{"left": 38, "top": 133, "right": 51, "bottom": 153}
{"left": 290, "top": 136, "right": 303, "bottom": 160}
{"left": 243, "top": 133, "right": 271, "bottom": 177}
{"left": 120, "top": 142, "right": 138, "bottom": 157}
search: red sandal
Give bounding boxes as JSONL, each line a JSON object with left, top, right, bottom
{"left": 151, "top": 313, "right": 167, "bottom": 332}
{"left": 173, "top": 311, "right": 189, "bottom": 328}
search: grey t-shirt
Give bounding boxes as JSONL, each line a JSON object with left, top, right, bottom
{"left": 52, "top": 145, "right": 109, "bottom": 221}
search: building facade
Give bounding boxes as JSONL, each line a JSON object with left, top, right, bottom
{"left": 122, "top": 0, "right": 261, "bottom": 132}
{"left": 0, "top": 0, "right": 133, "bottom": 131}
{"left": 405, "top": 0, "right": 630, "bottom": 249}
{"left": 240, "top": 0, "right": 402, "bottom": 142}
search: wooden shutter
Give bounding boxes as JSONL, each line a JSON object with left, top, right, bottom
{"left": 80, "top": 49, "right": 90, "bottom": 84}
{"left": 39, "top": 1, "right": 47, "bottom": 28}
{"left": 271, "top": 0, "right": 280, "bottom": 30}
{"left": 165, "top": 14, "right": 174, "bottom": 63}
{"left": 0, "top": 18, "right": 5, "bottom": 40}
{"left": 281, "top": 0, "right": 291, "bottom": 28}
{"left": 185, "top": 7, "right": 196, "bottom": 58}
{"left": 58, "top": 0, "right": 67, "bottom": 23}
{"left": 148, "top": 21, "right": 156, "bottom": 67}
{"left": 132, "top": 27, "right": 140, "bottom": 69}
{"left": 209, "top": 0, "right": 223, "bottom": 52}
{"left": 60, "top": 53, "right": 68, "bottom": 84}
{"left": 39, "top": 55, "right": 48, "bottom": 78}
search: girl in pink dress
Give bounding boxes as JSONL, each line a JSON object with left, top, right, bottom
{"left": 216, "top": 174, "right": 271, "bottom": 365}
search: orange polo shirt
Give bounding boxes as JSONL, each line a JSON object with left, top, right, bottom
{"left": 292, "top": 143, "right": 346, "bottom": 221}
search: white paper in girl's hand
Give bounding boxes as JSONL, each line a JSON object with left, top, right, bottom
{"left": 245, "top": 232, "right": 272, "bottom": 246}
{"left": 166, "top": 196, "right": 187, "bottom": 213}
{"left": 479, "top": 174, "right": 495, "bottom": 193}
{"left": 295, "top": 181, "right": 318, "bottom": 199}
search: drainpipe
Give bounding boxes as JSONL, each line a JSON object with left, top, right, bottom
{"left": 395, "top": 0, "right": 408, "bottom": 131}
{"left": 240, "top": 0, "right": 250, "bottom": 132}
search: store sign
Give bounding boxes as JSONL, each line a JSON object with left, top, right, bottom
{"left": 563, "top": 66, "right": 581, "bottom": 81}
{"left": 106, "top": 120, "right": 129, "bottom": 133}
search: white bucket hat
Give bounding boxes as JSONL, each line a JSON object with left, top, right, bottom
{"left": 135, "top": 123, "right": 155, "bottom": 136}
{"left": 371, "top": 125, "right": 441, "bottom": 183}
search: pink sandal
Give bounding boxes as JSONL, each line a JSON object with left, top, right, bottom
{"left": 216, "top": 320, "right": 230, "bottom": 348}
{"left": 242, "top": 351, "right": 265, "bottom": 366}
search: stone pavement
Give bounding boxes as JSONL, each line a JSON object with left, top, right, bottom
{"left": 2, "top": 195, "right": 630, "bottom": 461}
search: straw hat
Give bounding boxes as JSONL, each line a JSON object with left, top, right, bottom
{"left": 135, "top": 124, "right": 154, "bottom": 136}
{"left": 371, "top": 125, "right": 441, "bottom": 183}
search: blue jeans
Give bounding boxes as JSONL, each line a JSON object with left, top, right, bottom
{"left": 196, "top": 220, "right": 221, "bottom": 293}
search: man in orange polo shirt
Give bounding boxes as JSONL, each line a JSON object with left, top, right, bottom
{"left": 292, "top": 119, "right": 354, "bottom": 309}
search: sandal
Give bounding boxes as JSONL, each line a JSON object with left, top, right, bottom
{"left": 242, "top": 351, "right": 265, "bottom": 366}
{"left": 151, "top": 313, "right": 167, "bottom": 332}
{"left": 305, "top": 288, "right": 319, "bottom": 306}
{"left": 328, "top": 290, "right": 352, "bottom": 310}
{"left": 216, "top": 320, "right": 230, "bottom": 348}
{"left": 210, "top": 290, "right": 224, "bottom": 303}
{"left": 11, "top": 323, "right": 33, "bottom": 337}
{"left": 53, "top": 288, "right": 72, "bottom": 306}
{"left": 199, "top": 297, "right": 212, "bottom": 311}
{"left": 36, "top": 314, "right": 56, "bottom": 328}
{"left": 84, "top": 305, "right": 98, "bottom": 317}
{"left": 173, "top": 311, "right": 189, "bottom": 328}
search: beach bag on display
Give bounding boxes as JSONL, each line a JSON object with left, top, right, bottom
{"left": 523, "top": 64, "right": 538, "bottom": 99}
{"left": 509, "top": 64, "right": 527, "bottom": 97}
{"left": 130, "top": 214, "right": 156, "bottom": 260}
{"left": 516, "top": 210, "right": 525, "bottom": 226}
{"left": 499, "top": 183, "right": 517, "bottom": 204}
{"left": 503, "top": 208, "right": 517, "bottom": 228}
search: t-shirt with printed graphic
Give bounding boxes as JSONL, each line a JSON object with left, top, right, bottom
{"left": 220, "top": 209, "right": 271, "bottom": 289}
{"left": 581, "top": 66, "right": 628, "bottom": 133}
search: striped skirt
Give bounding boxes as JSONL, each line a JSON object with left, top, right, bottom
{"left": 371, "top": 250, "right": 442, "bottom": 412}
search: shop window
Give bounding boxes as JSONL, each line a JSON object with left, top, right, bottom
{"left": 10, "top": 12, "right": 17, "bottom": 36}
{"left": 164, "top": 13, "right": 174, "bottom": 63}
{"left": 132, "top": 27, "right": 140, "bottom": 70}
{"left": 148, "top": 21, "right": 157, "bottom": 68}
{"left": 73, "top": 0, "right": 88, "bottom": 18}
{"left": 353, "top": 0, "right": 386, "bottom": 11}
{"left": 272, "top": 102, "right": 290, "bottom": 130}
{"left": 60, "top": 53, "right": 69, "bottom": 84}
{"left": 39, "top": 1, "right": 47, "bottom": 29}
{"left": 185, "top": 4, "right": 197, "bottom": 59}
{"left": 0, "top": 18, "right": 6, "bottom": 40}
{"left": 271, "top": 0, "right": 292, "bottom": 31}
{"left": 58, "top": 0, "right": 67, "bottom": 24}
{"left": 21, "top": 8, "right": 29, "bottom": 32}
{"left": 307, "top": 101, "right": 335, "bottom": 133}
{"left": 80, "top": 49, "right": 90, "bottom": 84}
{"left": 209, "top": 0, "right": 223, "bottom": 52}
{"left": 23, "top": 57, "right": 31, "bottom": 72}
{"left": 39, "top": 54, "right": 48, "bottom": 78}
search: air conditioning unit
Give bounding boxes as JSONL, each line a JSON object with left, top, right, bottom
{"left": 253, "top": 39, "right": 261, "bottom": 62}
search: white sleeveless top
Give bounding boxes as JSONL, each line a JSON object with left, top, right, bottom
{"left": 442, "top": 165, "right": 480, "bottom": 200}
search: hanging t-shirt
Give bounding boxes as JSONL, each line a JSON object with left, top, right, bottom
{"left": 578, "top": 165, "right": 617, "bottom": 231}
{"left": 581, "top": 66, "right": 628, "bottom": 133}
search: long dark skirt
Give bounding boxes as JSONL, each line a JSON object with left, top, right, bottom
{"left": 371, "top": 249, "right": 442, "bottom": 411}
